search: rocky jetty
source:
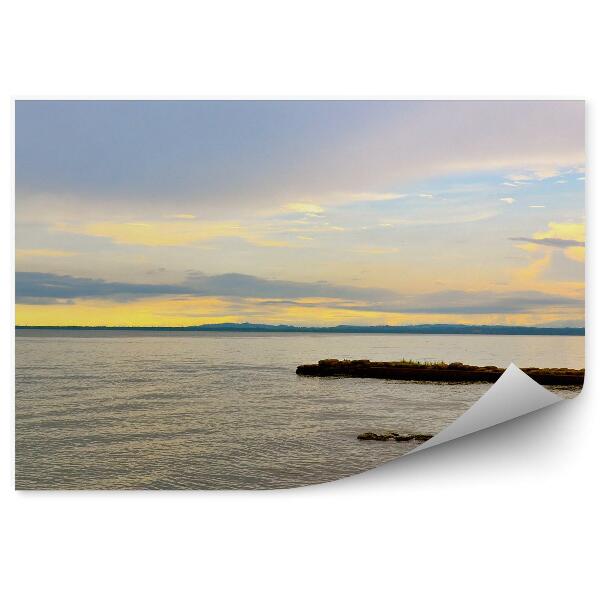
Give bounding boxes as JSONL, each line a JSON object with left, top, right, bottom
{"left": 297, "top": 359, "right": 584, "bottom": 385}
{"left": 357, "top": 432, "right": 433, "bottom": 442}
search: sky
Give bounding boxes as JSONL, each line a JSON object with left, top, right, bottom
{"left": 15, "top": 100, "right": 585, "bottom": 327}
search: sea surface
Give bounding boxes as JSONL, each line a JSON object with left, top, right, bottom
{"left": 15, "top": 331, "right": 584, "bottom": 490}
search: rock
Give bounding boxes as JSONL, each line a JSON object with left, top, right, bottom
{"left": 357, "top": 431, "right": 398, "bottom": 441}
{"left": 447, "top": 362, "right": 465, "bottom": 370}
{"left": 297, "top": 359, "right": 584, "bottom": 385}
{"left": 357, "top": 431, "right": 434, "bottom": 442}
{"left": 318, "top": 358, "right": 340, "bottom": 367}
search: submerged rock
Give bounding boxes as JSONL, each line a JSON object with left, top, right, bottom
{"left": 357, "top": 432, "right": 433, "bottom": 442}
{"left": 357, "top": 431, "right": 398, "bottom": 441}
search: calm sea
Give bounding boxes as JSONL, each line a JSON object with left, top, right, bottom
{"left": 15, "top": 331, "right": 584, "bottom": 490}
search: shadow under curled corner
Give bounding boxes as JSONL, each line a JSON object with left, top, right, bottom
{"left": 409, "top": 363, "right": 578, "bottom": 455}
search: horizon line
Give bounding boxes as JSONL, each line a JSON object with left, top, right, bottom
{"left": 15, "top": 322, "right": 585, "bottom": 332}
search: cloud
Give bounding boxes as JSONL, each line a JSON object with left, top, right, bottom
{"left": 16, "top": 272, "right": 582, "bottom": 317}
{"left": 270, "top": 192, "right": 405, "bottom": 215}
{"left": 15, "top": 297, "right": 76, "bottom": 305}
{"left": 339, "top": 192, "right": 405, "bottom": 204}
{"left": 15, "top": 271, "right": 399, "bottom": 303}
{"left": 509, "top": 237, "right": 584, "bottom": 248}
{"left": 500, "top": 197, "right": 516, "bottom": 204}
{"left": 16, "top": 272, "right": 187, "bottom": 303}
{"left": 283, "top": 203, "right": 325, "bottom": 214}
{"left": 58, "top": 220, "right": 288, "bottom": 248}
{"left": 256, "top": 289, "right": 581, "bottom": 315}
{"left": 384, "top": 209, "right": 499, "bottom": 227}
{"left": 16, "top": 248, "right": 77, "bottom": 258}
{"left": 506, "top": 168, "right": 562, "bottom": 182}
{"left": 529, "top": 205, "right": 545, "bottom": 208}
{"left": 182, "top": 272, "right": 397, "bottom": 301}
{"left": 325, "top": 290, "right": 581, "bottom": 315}
{"left": 510, "top": 222, "right": 585, "bottom": 276}
{"left": 539, "top": 222, "right": 585, "bottom": 262}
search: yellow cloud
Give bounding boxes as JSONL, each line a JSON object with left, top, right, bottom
{"left": 513, "top": 253, "right": 552, "bottom": 283}
{"left": 513, "top": 221, "right": 585, "bottom": 263}
{"left": 58, "top": 220, "right": 289, "bottom": 248}
{"left": 565, "top": 246, "right": 585, "bottom": 262}
{"left": 507, "top": 253, "right": 583, "bottom": 303}
{"left": 275, "top": 192, "right": 402, "bottom": 215}
{"left": 535, "top": 221, "right": 585, "bottom": 263}
{"left": 534, "top": 221, "right": 584, "bottom": 243}
{"left": 284, "top": 203, "right": 325, "bottom": 214}
{"left": 506, "top": 221, "right": 585, "bottom": 299}
{"left": 16, "top": 248, "right": 77, "bottom": 258}
{"left": 83, "top": 220, "right": 241, "bottom": 246}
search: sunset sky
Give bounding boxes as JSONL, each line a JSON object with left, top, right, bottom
{"left": 15, "top": 100, "right": 585, "bottom": 327}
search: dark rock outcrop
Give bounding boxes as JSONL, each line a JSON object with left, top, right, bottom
{"left": 297, "top": 359, "right": 584, "bottom": 385}
{"left": 357, "top": 432, "right": 434, "bottom": 442}
{"left": 357, "top": 432, "right": 398, "bottom": 441}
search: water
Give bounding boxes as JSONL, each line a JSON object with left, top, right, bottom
{"left": 15, "top": 331, "right": 584, "bottom": 490}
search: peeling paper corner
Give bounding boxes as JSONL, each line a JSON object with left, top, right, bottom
{"left": 409, "top": 364, "right": 564, "bottom": 454}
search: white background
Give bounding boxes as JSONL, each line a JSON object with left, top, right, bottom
{"left": 1, "top": 1, "right": 597, "bottom": 598}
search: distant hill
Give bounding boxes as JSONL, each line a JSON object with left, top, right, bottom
{"left": 16, "top": 322, "right": 585, "bottom": 335}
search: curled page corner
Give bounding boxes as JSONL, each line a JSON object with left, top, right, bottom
{"left": 409, "top": 364, "right": 563, "bottom": 454}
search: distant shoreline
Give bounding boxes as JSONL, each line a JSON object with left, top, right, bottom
{"left": 15, "top": 323, "right": 585, "bottom": 336}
